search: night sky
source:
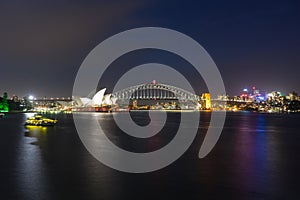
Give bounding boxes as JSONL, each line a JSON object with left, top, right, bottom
{"left": 1, "top": 0, "right": 299, "bottom": 98}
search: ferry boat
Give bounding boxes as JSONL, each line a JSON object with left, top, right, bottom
{"left": 25, "top": 115, "right": 57, "bottom": 126}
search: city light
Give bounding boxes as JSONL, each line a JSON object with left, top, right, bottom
{"left": 1, "top": 85, "right": 300, "bottom": 113}
{"left": 28, "top": 95, "right": 35, "bottom": 101}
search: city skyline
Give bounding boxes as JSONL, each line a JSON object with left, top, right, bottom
{"left": 1, "top": 2, "right": 300, "bottom": 199}
{"left": 1, "top": 83, "right": 299, "bottom": 100}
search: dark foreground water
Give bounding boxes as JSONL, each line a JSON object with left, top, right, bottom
{"left": 0, "top": 112, "right": 299, "bottom": 200}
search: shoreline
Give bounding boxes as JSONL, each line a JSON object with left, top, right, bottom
{"left": 2, "top": 110, "right": 300, "bottom": 115}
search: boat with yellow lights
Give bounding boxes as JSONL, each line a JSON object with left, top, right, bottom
{"left": 25, "top": 115, "right": 57, "bottom": 126}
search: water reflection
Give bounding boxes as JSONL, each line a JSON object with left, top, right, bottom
{"left": 1, "top": 112, "right": 298, "bottom": 199}
{"left": 230, "top": 114, "right": 267, "bottom": 195}
{"left": 25, "top": 126, "right": 48, "bottom": 136}
{"left": 15, "top": 114, "right": 52, "bottom": 199}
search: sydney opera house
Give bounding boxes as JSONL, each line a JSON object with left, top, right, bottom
{"left": 71, "top": 82, "right": 202, "bottom": 112}
{"left": 72, "top": 88, "right": 118, "bottom": 112}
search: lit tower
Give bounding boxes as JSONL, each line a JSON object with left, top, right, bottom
{"left": 201, "top": 93, "right": 211, "bottom": 110}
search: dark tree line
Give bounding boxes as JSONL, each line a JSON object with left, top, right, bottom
{"left": 0, "top": 92, "right": 9, "bottom": 112}
{"left": 0, "top": 92, "right": 33, "bottom": 112}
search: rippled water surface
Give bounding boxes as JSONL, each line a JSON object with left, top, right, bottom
{"left": 0, "top": 112, "right": 299, "bottom": 199}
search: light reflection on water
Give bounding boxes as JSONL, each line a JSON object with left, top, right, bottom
{"left": 231, "top": 113, "right": 269, "bottom": 196}
{"left": 3, "top": 114, "right": 52, "bottom": 199}
{"left": 0, "top": 112, "right": 299, "bottom": 199}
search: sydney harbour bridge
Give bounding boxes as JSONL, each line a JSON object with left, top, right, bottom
{"left": 111, "top": 82, "right": 201, "bottom": 110}
{"left": 112, "top": 83, "right": 200, "bottom": 101}
{"left": 35, "top": 82, "right": 207, "bottom": 111}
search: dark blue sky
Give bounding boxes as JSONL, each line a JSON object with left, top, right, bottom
{"left": 0, "top": 0, "right": 299, "bottom": 97}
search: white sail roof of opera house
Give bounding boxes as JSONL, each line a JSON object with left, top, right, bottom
{"left": 92, "top": 88, "right": 106, "bottom": 106}
{"left": 74, "top": 88, "right": 107, "bottom": 107}
{"left": 79, "top": 98, "right": 93, "bottom": 106}
{"left": 102, "top": 94, "right": 112, "bottom": 105}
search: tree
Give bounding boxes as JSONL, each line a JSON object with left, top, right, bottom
{"left": 0, "top": 92, "right": 9, "bottom": 112}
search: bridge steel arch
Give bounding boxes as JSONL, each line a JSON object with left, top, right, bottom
{"left": 112, "top": 83, "right": 201, "bottom": 103}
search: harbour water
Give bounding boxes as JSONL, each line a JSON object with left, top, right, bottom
{"left": 0, "top": 112, "right": 299, "bottom": 199}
